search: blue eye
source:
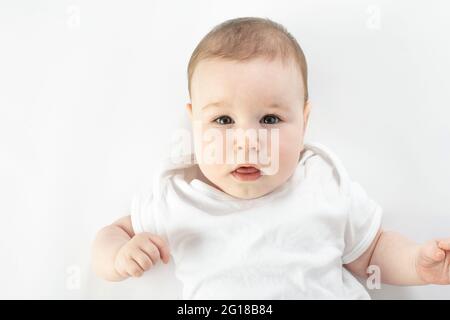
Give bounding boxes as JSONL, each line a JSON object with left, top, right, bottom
{"left": 214, "top": 116, "right": 234, "bottom": 125}
{"left": 261, "top": 115, "right": 281, "bottom": 124}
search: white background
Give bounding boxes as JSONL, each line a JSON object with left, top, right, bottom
{"left": 1, "top": 0, "right": 449, "bottom": 299}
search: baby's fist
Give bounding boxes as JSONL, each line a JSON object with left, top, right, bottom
{"left": 114, "top": 232, "right": 170, "bottom": 278}
{"left": 415, "top": 238, "right": 450, "bottom": 285}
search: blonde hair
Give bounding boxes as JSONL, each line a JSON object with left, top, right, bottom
{"left": 187, "top": 17, "right": 308, "bottom": 103}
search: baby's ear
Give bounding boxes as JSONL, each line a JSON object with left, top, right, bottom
{"left": 303, "top": 100, "right": 311, "bottom": 132}
{"left": 185, "top": 103, "right": 193, "bottom": 120}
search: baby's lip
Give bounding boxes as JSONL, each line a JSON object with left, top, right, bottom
{"left": 232, "top": 165, "right": 260, "bottom": 173}
{"left": 231, "top": 165, "right": 262, "bottom": 181}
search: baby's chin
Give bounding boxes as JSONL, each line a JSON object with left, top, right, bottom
{"left": 219, "top": 176, "right": 280, "bottom": 200}
{"left": 198, "top": 165, "right": 288, "bottom": 200}
{"left": 228, "top": 189, "right": 271, "bottom": 200}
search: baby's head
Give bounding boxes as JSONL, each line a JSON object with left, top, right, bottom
{"left": 186, "top": 17, "right": 310, "bottom": 199}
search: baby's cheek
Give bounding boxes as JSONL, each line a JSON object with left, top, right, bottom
{"left": 198, "top": 129, "right": 230, "bottom": 164}
{"left": 277, "top": 136, "right": 302, "bottom": 173}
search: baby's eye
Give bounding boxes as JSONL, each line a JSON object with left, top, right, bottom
{"left": 260, "top": 114, "right": 281, "bottom": 125}
{"left": 214, "top": 115, "right": 234, "bottom": 125}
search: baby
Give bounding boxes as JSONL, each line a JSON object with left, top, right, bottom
{"left": 92, "top": 17, "right": 450, "bottom": 299}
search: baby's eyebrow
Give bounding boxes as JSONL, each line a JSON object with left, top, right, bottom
{"left": 202, "top": 101, "right": 287, "bottom": 111}
{"left": 201, "top": 101, "right": 228, "bottom": 110}
{"left": 267, "top": 103, "right": 285, "bottom": 109}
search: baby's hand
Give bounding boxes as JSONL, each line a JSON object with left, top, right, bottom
{"left": 415, "top": 238, "right": 450, "bottom": 285}
{"left": 114, "top": 232, "right": 171, "bottom": 278}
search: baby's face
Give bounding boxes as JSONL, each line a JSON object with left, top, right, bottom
{"left": 187, "top": 57, "right": 310, "bottom": 199}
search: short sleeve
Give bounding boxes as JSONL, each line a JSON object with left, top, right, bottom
{"left": 342, "top": 181, "right": 383, "bottom": 264}
{"left": 130, "top": 191, "right": 158, "bottom": 235}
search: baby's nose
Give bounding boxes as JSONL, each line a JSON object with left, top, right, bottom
{"left": 233, "top": 130, "right": 260, "bottom": 153}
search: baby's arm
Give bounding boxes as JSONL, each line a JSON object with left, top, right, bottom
{"left": 91, "top": 215, "right": 170, "bottom": 281}
{"left": 345, "top": 229, "right": 450, "bottom": 285}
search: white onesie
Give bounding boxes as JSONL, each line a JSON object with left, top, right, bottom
{"left": 130, "top": 141, "right": 383, "bottom": 299}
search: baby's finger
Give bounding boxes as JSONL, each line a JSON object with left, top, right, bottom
{"left": 148, "top": 234, "right": 171, "bottom": 264}
{"left": 114, "top": 255, "right": 131, "bottom": 278}
{"left": 114, "top": 263, "right": 129, "bottom": 279}
{"left": 438, "top": 238, "right": 450, "bottom": 251}
{"left": 126, "top": 259, "right": 145, "bottom": 277}
{"left": 133, "top": 250, "right": 154, "bottom": 271}
{"left": 140, "top": 241, "right": 161, "bottom": 265}
{"left": 423, "top": 241, "right": 446, "bottom": 262}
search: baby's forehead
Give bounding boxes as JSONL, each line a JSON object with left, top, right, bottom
{"left": 191, "top": 57, "right": 305, "bottom": 105}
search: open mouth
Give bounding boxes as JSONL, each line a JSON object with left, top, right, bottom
{"left": 231, "top": 166, "right": 262, "bottom": 181}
